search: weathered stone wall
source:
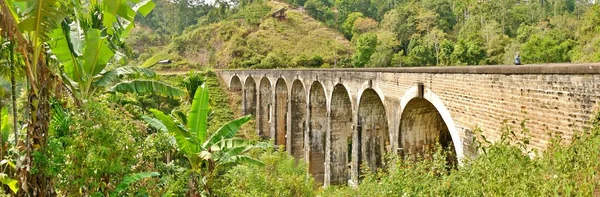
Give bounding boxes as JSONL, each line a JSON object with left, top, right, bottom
{"left": 275, "top": 79, "right": 288, "bottom": 146}
{"left": 219, "top": 63, "right": 600, "bottom": 187}
{"left": 243, "top": 77, "right": 256, "bottom": 116}
{"left": 291, "top": 80, "right": 306, "bottom": 160}
{"left": 357, "top": 89, "right": 389, "bottom": 175}
{"left": 258, "top": 77, "right": 272, "bottom": 138}
{"left": 309, "top": 82, "right": 327, "bottom": 183}
{"left": 400, "top": 98, "right": 452, "bottom": 158}
{"left": 329, "top": 84, "right": 353, "bottom": 185}
{"left": 229, "top": 76, "right": 243, "bottom": 115}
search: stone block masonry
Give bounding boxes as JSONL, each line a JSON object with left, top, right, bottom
{"left": 217, "top": 63, "right": 600, "bottom": 187}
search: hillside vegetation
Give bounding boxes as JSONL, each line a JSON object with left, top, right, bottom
{"left": 134, "top": 1, "right": 352, "bottom": 69}
{"left": 130, "top": 0, "right": 600, "bottom": 69}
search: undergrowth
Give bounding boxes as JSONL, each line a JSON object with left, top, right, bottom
{"left": 322, "top": 118, "right": 600, "bottom": 196}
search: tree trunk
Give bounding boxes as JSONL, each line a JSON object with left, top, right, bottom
{"left": 9, "top": 41, "right": 17, "bottom": 149}
{"left": 20, "top": 59, "right": 54, "bottom": 197}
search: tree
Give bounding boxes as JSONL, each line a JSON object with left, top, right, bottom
{"left": 352, "top": 33, "right": 378, "bottom": 68}
{"left": 352, "top": 17, "right": 379, "bottom": 37}
{"left": 342, "top": 12, "right": 364, "bottom": 39}
{"left": 521, "top": 34, "right": 573, "bottom": 63}
{"left": 0, "top": 1, "right": 155, "bottom": 195}
{"left": 304, "top": 0, "right": 335, "bottom": 25}
{"left": 147, "top": 84, "right": 266, "bottom": 196}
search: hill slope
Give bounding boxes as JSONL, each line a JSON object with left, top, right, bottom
{"left": 138, "top": 1, "right": 352, "bottom": 69}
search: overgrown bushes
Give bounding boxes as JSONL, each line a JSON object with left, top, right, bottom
{"left": 323, "top": 121, "right": 600, "bottom": 196}
{"left": 216, "top": 148, "right": 316, "bottom": 197}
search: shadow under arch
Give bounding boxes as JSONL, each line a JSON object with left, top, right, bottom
{"left": 244, "top": 77, "right": 257, "bottom": 116}
{"left": 274, "top": 78, "right": 288, "bottom": 147}
{"left": 399, "top": 86, "right": 464, "bottom": 164}
{"left": 308, "top": 81, "right": 327, "bottom": 184}
{"left": 290, "top": 79, "right": 306, "bottom": 160}
{"left": 357, "top": 88, "right": 389, "bottom": 176}
{"left": 258, "top": 77, "right": 272, "bottom": 139}
{"left": 229, "top": 75, "right": 242, "bottom": 91}
{"left": 329, "top": 84, "right": 353, "bottom": 185}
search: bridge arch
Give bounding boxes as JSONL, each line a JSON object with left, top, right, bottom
{"left": 329, "top": 84, "right": 353, "bottom": 185}
{"left": 229, "top": 75, "right": 242, "bottom": 91}
{"left": 275, "top": 78, "right": 288, "bottom": 147}
{"left": 291, "top": 79, "right": 307, "bottom": 160}
{"left": 229, "top": 75, "right": 243, "bottom": 115}
{"left": 357, "top": 88, "right": 389, "bottom": 175}
{"left": 308, "top": 81, "right": 327, "bottom": 184}
{"left": 244, "top": 77, "right": 257, "bottom": 116}
{"left": 399, "top": 87, "right": 464, "bottom": 164}
{"left": 258, "top": 77, "right": 272, "bottom": 139}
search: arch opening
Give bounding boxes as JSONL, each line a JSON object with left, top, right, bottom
{"left": 399, "top": 98, "right": 456, "bottom": 165}
{"left": 330, "top": 84, "right": 352, "bottom": 185}
{"left": 230, "top": 76, "right": 242, "bottom": 92}
{"left": 244, "top": 77, "right": 257, "bottom": 116}
{"left": 229, "top": 76, "right": 243, "bottom": 115}
{"left": 309, "top": 82, "right": 327, "bottom": 184}
{"left": 291, "top": 80, "right": 306, "bottom": 160}
{"left": 357, "top": 89, "right": 389, "bottom": 175}
{"left": 258, "top": 77, "right": 272, "bottom": 139}
{"left": 275, "top": 79, "right": 288, "bottom": 147}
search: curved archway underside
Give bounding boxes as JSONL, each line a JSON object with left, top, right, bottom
{"left": 258, "top": 78, "right": 272, "bottom": 138}
{"left": 275, "top": 79, "right": 288, "bottom": 147}
{"left": 330, "top": 84, "right": 353, "bottom": 185}
{"left": 357, "top": 89, "right": 389, "bottom": 175}
{"left": 291, "top": 80, "right": 306, "bottom": 160}
{"left": 309, "top": 82, "right": 327, "bottom": 184}
{"left": 400, "top": 98, "right": 456, "bottom": 164}
{"left": 244, "top": 77, "right": 256, "bottom": 116}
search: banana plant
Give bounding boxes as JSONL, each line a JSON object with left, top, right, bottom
{"left": 0, "top": 159, "right": 18, "bottom": 194}
{"left": 0, "top": 0, "right": 158, "bottom": 195}
{"left": 0, "top": 1, "right": 71, "bottom": 196}
{"left": 109, "top": 171, "right": 160, "bottom": 197}
{"left": 145, "top": 84, "right": 266, "bottom": 195}
{"left": 48, "top": 0, "right": 184, "bottom": 99}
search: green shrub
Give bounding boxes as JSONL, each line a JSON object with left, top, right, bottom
{"left": 217, "top": 149, "right": 316, "bottom": 197}
{"left": 323, "top": 122, "right": 600, "bottom": 196}
{"left": 294, "top": 54, "right": 324, "bottom": 67}
{"left": 46, "top": 98, "right": 163, "bottom": 196}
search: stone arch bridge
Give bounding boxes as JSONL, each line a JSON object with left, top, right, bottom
{"left": 216, "top": 63, "right": 600, "bottom": 186}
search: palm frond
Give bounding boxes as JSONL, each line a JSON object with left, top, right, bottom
{"left": 203, "top": 115, "right": 252, "bottom": 149}
{"left": 109, "top": 80, "right": 186, "bottom": 98}
{"left": 188, "top": 84, "right": 209, "bottom": 144}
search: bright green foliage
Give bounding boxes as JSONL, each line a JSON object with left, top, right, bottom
{"left": 521, "top": 34, "right": 574, "bottom": 63}
{"left": 0, "top": 108, "right": 9, "bottom": 146}
{"left": 110, "top": 171, "right": 160, "bottom": 196}
{"left": 46, "top": 100, "right": 162, "bottom": 196}
{"left": 342, "top": 12, "right": 363, "bottom": 39}
{"left": 148, "top": 84, "right": 262, "bottom": 172}
{"left": 0, "top": 158, "right": 18, "bottom": 194}
{"left": 450, "top": 38, "right": 486, "bottom": 66}
{"left": 217, "top": 149, "right": 316, "bottom": 197}
{"left": 323, "top": 121, "right": 600, "bottom": 196}
{"left": 352, "top": 33, "right": 377, "bottom": 68}
{"left": 93, "top": 66, "right": 156, "bottom": 87}
{"left": 304, "top": 0, "right": 335, "bottom": 26}
{"left": 47, "top": 0, "right": 183, "bottom": 99}
{"left": 109, "top": 80, "right": 186, "bottom": 98}
{"left": 147, "top": 82, "right": 266, "bottom": 194}
{"left": 136, "top": 0, "right": 600, "bottom": 68}
{"left": 571, "top": 4, "right": 600, "bottom": 62}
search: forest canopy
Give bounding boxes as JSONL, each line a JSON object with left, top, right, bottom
{"left": 133, "top": 0, "right": 600, "bottom": 68}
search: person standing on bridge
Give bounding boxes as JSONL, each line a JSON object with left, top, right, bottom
{"left": 515, "top": 52, "right": 522, "bottom": 65}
